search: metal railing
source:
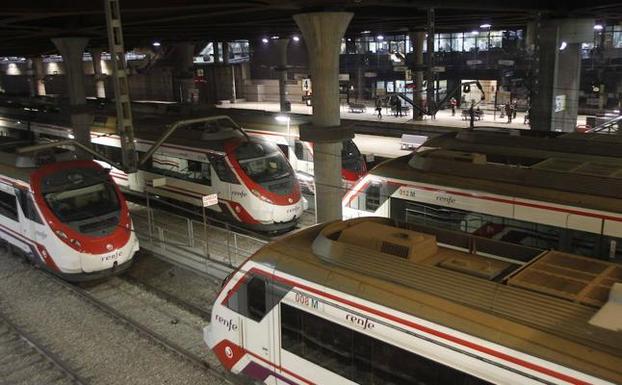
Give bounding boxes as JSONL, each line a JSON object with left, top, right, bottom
{"left": 128, "top": 197, "right": 268, "bottom": 279}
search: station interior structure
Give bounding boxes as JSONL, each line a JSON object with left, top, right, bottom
{"left": 1, "top": 1, "right": 622, "bottom": 385}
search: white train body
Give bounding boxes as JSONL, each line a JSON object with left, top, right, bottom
{"left": 205, "top": 218, "right": 622, "bottom": 385}
{"left": 0, "top": 152, "right": 138, "bottom": 280}
{"left": 342, "top": 149, "right": 622, "bottom": 262}
{"left": 0, "top": 114, "right": 305, "bottom": 232}
{"left": 244, "top": 127, "right": 367, "bottom": 195}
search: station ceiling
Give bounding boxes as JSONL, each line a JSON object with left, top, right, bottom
{"left": 2, "top": 0, "right": 622, "bottom": 56}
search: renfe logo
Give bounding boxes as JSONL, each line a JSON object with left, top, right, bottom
{"left": 346, "top": 313, "right": 375, "bottom": 331}
{"left": 215, "top": 314, "right": 238, "bottom": 332}
{"left": 435, "top": 194, "right": 456, "bottom": 205}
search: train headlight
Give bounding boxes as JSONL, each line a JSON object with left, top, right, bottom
{"left": 54, "top": 230, "right": 68, "bottom": 240}
{"left": 70, "top": 239, "right": 82, "bottom": 249}
{"left": 251, "top": 189, "right": 273, "bottom": 204}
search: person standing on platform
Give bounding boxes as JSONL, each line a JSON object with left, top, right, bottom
{"left": 396, "top": 97, "right": 402, "bottom": 117}
{"left": 450, "top": 97, "right": 457, "bottom": 116}
{"left": 512, "top": 99, "right": 518, "bottom": 119}
{"left": 505, "top": 102, "right": 512, "bottom": 123}
{"left": 468, "top": 101, "right": 476, "bottom": 130}
{"left": 375, "top": 96, "right": 383, "bottom": 119}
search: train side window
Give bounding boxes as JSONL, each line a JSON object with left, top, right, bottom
{"left": 15, "top": 190, "right": 42, "bottom": 224}
{"left": 186, "top": 160, "right": 212, "bottom": 185}
{"left": 210, "top": 156, "right": 240, "bottom": 184}
{"left": 0, "top": 189, "right": 18, "bottom": 221}
{"left": 280, "top": 303, "right": 493, "bottom": 385}
{"left": 294, "top": 141, "right": 303, "bottom": 160}
{"left": 225, "top": 274, "right": 289, "bottom": 322}
{"left": 364, "top": 183, "right": 381, "bottom": 211}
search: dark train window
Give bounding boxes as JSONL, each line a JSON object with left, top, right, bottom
{"left": 365, "top": 183, "right": 381, "bottom": 211}
{"left": 15, "top": 190, "right": 42, "bottom": 224}
{"left": 209, "top": 156, "right": 240, "bottom": 184}
{"left": 225, "top": 275, "right": 290, "bottom": 322}
{"left": 0, "top": 189, "right": 18, "bottom": 221}
{"left": 280, "top": 304, "right": 492, "bottom": 385}
{"left": 294, "top": 141, "right": 304, "bottom": 160}
{"left": 294, "top": 141, "right": 312, "bottom": 162}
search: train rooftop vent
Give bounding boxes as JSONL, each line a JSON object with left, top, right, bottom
{"left": 410, "top": 149, "right": 487, "bottom": 170}
{"left": 312, "top": 218, "right": 525, "bottom": 282}
{"left": 532, "top": 158, "right": 622, "bottom": 178}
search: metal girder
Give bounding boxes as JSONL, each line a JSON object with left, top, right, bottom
{"left": 105, "top": 0, "right": 138, "bottom": 173}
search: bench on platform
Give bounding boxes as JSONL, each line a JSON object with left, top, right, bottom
{"left": 400, "top": 134, "right": 428, "bottom": 150}
{"left": 348, "top": 103, "right": 367, "bottom": 113}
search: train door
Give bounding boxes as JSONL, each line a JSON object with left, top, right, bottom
{"left": 241, "top": 275, "right": 276, "bottom": 368}
{"left": 14, "top": 189, "right": 46, "bottom": 259}
{"left": 0, "top": 184, "right": 23, "bottom": 250}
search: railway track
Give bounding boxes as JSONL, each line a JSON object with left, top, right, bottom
{"left": 0, "top": 311, "right": 87, "bottom": 385}
{"left": 51, "top": 274, "right": 219, "bottom": 376}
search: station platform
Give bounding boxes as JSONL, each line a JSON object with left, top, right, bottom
{"left": 217, "top": 101, "right": 588, "bottom": 131}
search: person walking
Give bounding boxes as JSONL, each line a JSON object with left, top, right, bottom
{"left": 512, "top": 99, "right": 518, "bottom": 119}
{"left": 429, "top": 99, "right": 437, "bottom": 120}
{"left": 450, "top": 97, "right": 457, "bottom": 116}
{"left": 468, "top": 101, "right": 476, "bottom": 130}
{"left": 396, "top": 97, "right": 402, "bottom": 117}
{"left": 375, "top": 96, "right": 383, "bottom": 119}
{"left": 505, "top": 102, "right": 512, "bottom": 123}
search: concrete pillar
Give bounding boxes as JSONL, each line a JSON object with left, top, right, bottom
{"left": 26, "top": 59, "right": 36, "bottom": 97}
{"left": 222, "top": 42, "right": 230, "bottom": 65}
{"left": 525, "top": 20, "right": 537, "bottom": 53}
{"left": 410, "top": 31, "right": 425, "bottom": 120}
{"left": 530, "top": 19, "right": 593, "bottom": 132}
{"left": 52, "top": 37, "right": 91, "bottom": 158}
{"left": 90, "top": 49, "right": 106, "bottom": 99}
{"left": 294, "top": 12, "right": 353, "bottom": 223}
{"left": 275, "top": 38, "right": 290, "bottom": 111}
{"left": 212, "top": 42, "right": 221, "bottom": 64}
{"left": 356, "top": 64, "right": 364, "bottom": 101}
{"left": 174, "top": 42, "right": 197, "bottom": 103}
{"left": 32, "top": 57, "right": 46, "bottom": 96}
{"left": 426, "top": 9, "right": 435, "bottom": 110}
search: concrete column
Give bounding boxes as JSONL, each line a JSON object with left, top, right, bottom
{"left": 294, "top": 12, "right": 353, "bottom": 223}
{"left": 530, "top": 19, "right": 592, "bottom": 132}
{"left": 221, "top": 42, "right": 237, "bottom": 102}
{"left": 212, "top": 42, "right": 221, "bottom": 63}
{"left": 26, "top": 59, "right": 36, "bottom": 97}
{"left": 410, "top": 31, "right": 425, "bottom": 120}
{"left": 275, "top": 38, "right": 290, "bottom": 111}
{"left": 222, "top": 42, "right": 230, "bottom": 65}
{"left": 32, "top": 57, "right": 46, "bottom": 96}
{"left": 356, "top": 64, "right": 364, "bottom": 101}
{"left": 525, "top": 20, "right": 537, "bottom": 53}
{"left": 426, "top": 9, "right": 435, "bottom": 110}
{"left": 52, "top": 37, "right": 91, "bottom": 158}
{"left": 174, "top": 42, "right": 197, "bottom": 103}
{"left": 90, "top": 49, "right": 106, "bottom": 99}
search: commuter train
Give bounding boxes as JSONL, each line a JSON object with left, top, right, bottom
{"left": 241, "top": 123, "right": 367, "bottom": 195}
{"left": 343, "top": 130, "right": 622, "bottom": 262}
{"left": 0, "top": 111, "right": 305, "bottom": 232}
{"left": 0, "top": 138, "right": 139, "bottom": 281}
{"left": 205, "top": 217, "right": 622, "bottom": 385}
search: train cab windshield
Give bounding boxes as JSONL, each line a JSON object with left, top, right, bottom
{"left": 236, "top": 142, "right": 292, "bottom": 183}
{"left": 41, "top": 168, "right": 120, "bottom": 232}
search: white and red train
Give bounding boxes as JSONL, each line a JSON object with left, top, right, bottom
{"left": 343, "top": 131, "right": 622, "bottom": 262}
{"left": 239, "top": 120, "right": 367, "bottom": 194}
{"left": 0, "top": 139, "right": 138, "bottom": 281}
{"left": 0, "top": 110, "right": 306, "bottom": 232}
{"left": 205, "top": 217, "right": 622, "bottom": 384}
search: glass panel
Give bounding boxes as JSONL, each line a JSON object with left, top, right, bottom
{"left": 464, "top": 36, "right": 476, "bottom": 52}
{"left": 452, "top": 33, "right": 464, "bottom": 51}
